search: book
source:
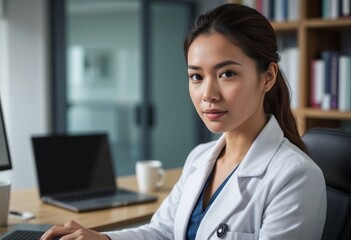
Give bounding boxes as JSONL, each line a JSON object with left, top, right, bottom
{"left": 274, "top": 0, "right": 287, "bottom": 22}
{"left": 288, "top": 0, "right": 300, "bottom": 21}
{"left": 310, "top": 59, "right": 325, "bottom": 108}
{"left": 330, "top": 0, "right": 339, "bottom": 19}
{"left": 262, "top": 0, "right": 272, "bottom": 20}
{"left": 242, "top": 0, "right": 256, "bottom": 9}
{"left": 280, "top": 47, "right": 299, "bottom": 108}
{"left": 330, "top": 52, "right": 339, "bottom": 109}
{"left": 323, "top": 0, "right": 348, "bottom": 19}
{"left": 256, "top": 0, "right": 264, "bottom": 16}
{"left": 310, "top": 59, "right": 318, "bottom": 108}
{"left": 321, "top": 51, "right": 339, "bottom": 110}
{"left": 338, "top": 56, "right": 351, "bottom": 111}
{"left": 341, "top": 0, "right": 351, "bottom": 17}
{"left": 225, "top": 0, "right": 243, "bottom": 3}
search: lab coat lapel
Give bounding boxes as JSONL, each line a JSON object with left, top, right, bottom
{"left": 194, "top": 170, "right": 243, "bottom": 240}
{"left": 194, "top": 116, "right": 284, "bottom": 239}
{"left": 174, "top": 136, "right": 226, "bottom": 240}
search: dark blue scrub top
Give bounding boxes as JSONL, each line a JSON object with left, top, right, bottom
{"left": 186, "top": 166, "right": 238, "bottom": 240}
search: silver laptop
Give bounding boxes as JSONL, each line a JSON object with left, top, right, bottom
{"left": 31, "top": 133, "right": 156, "bottom": 212}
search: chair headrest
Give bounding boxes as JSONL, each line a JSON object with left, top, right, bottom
{"left": 302, "top": 128, "right": 351, "bottom": 194}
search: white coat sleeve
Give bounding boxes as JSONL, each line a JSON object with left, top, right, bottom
{"left": 258, "top": 155, "right": 327, "bottom": 240}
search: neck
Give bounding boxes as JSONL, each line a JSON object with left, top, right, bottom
{"left": 220, "top": 113, "right": 268, "bottom": 165}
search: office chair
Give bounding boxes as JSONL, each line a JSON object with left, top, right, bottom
{"left": 302, "top": 128, "right": 351, "bottom": 240}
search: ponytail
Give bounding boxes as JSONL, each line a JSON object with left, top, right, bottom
{"left": 265, "top": 70, "right": 307, "bottom": 153}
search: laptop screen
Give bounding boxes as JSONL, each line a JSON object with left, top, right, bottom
{"left": 31, "top": 133, "right": 117, "bottom": 197}
{"left": 0, "top": 97, "right": 12, "bottom": 171}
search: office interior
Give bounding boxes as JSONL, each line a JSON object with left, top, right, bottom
{"left": 0, "top": 0, "right": 222, "bottom": 190}
{"left": 1, "top": 0, "right": 351, "bottom": 193}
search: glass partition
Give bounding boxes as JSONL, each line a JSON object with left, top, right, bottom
{"left": 66, "top": 0, "right": 142, "bottom": 175}
{"left": 53, "top": 0, "right": 201, "bottom": 176}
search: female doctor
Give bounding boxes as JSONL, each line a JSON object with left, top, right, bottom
{"left": 42, "top": 3, "right": 326, "bottom": 240}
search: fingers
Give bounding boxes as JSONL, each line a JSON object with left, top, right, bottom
{"left": 41, "top": 220, "right": 108, "bottom": 240}
{"left": 55, "top": 227, "right": 109, "bottom": 240}
{"left": 41, "top": 220, "right": 82, "bottom": 240}
{"left": 41, "top": 225, "right": 62, "bottom": 240}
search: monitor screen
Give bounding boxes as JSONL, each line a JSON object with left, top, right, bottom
{"left": 0, "top": 97, "right": 12, "bottom": 171}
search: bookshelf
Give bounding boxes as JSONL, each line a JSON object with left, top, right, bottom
{"left": 226, "top": 0, "right": 351, "bottom": 134}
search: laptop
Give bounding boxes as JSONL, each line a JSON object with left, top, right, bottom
{"left": 0, "top": 224, "right": 55, "bottom": 240}
{"left": 31, "top": 133, "right": 157, "bottom": 212}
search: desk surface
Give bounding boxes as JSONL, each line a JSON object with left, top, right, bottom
{"left": 2, "top": 168, "right": 181, "bottom": 232}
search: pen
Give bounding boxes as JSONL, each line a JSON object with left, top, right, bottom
{"left": 9, "top": 210, "right": 23, "bottom": 217}
{"left": 9, "top": 210, "right": 35, "bottom": 219}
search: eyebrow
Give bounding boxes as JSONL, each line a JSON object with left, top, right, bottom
{"left": 187, "top": 60, "right": 242, "bottom": 70}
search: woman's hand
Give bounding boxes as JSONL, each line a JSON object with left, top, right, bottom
{"left": 40, "top": 220, "right": 110, "bottom": 240}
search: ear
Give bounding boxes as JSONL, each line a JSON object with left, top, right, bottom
{"left": 262, "top": 62, "right": 278, "bottom": 92}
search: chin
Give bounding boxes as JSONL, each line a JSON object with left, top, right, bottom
{"left": 205, "top": 124, "right": 225, "bottom": 134}
{"left": 209, "top": 130, "right": 224, "bottom": 134}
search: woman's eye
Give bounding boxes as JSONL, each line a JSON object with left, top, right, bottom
{"left": 189, "top": 74, "right": 203, "bottom": 81}
{"left": 220, "top": 71, "right": 236, "bottom": 78}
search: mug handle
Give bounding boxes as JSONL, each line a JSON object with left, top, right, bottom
{"left": 156, "top": 168, "right": 166, "bottom": 188}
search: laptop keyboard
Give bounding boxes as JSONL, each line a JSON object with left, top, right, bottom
{"left": 1, "top": 230, "right": 62, "bottom": 240}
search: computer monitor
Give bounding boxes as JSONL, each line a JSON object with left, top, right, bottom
{"left": 0, "top": 97, "right": 12, "bottom": 171}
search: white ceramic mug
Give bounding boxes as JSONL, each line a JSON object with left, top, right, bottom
{"left": 0, "top": 181, "right": 11, "bottom": 227}
{"left": 136, "top": 160, "right": 166, "bottom": 193}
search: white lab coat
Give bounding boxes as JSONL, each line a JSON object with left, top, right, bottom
{"left": 106, "top": 116, "right": 327, "bottom": 240}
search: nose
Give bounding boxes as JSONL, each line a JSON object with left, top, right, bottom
{"left": 202, "top": 78, "right": 220, "bottom": 103}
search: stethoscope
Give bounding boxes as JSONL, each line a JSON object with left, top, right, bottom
{"left": 216, "top": 223, "right": 229, "bottom": 238}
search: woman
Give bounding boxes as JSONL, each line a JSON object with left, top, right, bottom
{"left": 42, "top": 4, "right": 326, "bottom": 240}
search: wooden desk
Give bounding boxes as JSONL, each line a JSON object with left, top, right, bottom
{"left": 2, "top": 168, "right": 181, "bottom": 232}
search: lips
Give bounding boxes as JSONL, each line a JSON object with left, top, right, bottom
{"left": 203, "top": 109, "right": 227, "bottom": 120}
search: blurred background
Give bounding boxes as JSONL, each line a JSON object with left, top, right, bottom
{"left": 1, "top": 0, "right": 351, "bottom": 190}
{"left": 0, "top": 0, "right": 223, "bottom": 189}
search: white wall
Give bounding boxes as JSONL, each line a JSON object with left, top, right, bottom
{"left": 0, "top": 10, "right": 8, "bottom": 109}
{"left": 0, "top": 0, "right": 49, "bottom": 189}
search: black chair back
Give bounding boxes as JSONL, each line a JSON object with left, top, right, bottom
{"left": 302, "top": 128, "right": 351, "bottom": 240}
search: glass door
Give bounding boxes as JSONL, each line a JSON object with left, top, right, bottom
{"left": 149, "top": 1, "right": 199, "bottom": 169}
{"left": 50, "top": 0, "right": 201, "bottom": 176}
{"left": 65, "top": 0, "right": 142, "bottom": 176}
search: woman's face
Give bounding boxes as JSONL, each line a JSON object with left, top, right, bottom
{"left": 187, "top": 33, "right": 274, "bottom": 134}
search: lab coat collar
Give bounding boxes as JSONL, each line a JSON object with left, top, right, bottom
{"left": 237, "top": 115, "right": 284, "bottom": 177}
{"left": 189, "top": 135, "right": 226, "bottom": 169}
{"left": 195, "top": 115, "right": 284, "bottom": 239}
{"left": 188, "top": 116, "right": 283, "bottom": 176}
{"left": 175, "top": 116, "right": 284, "bottom": 239}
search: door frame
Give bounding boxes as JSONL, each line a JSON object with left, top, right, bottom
{"left": 48, "top": 0, "right": 209, "bottom": 159}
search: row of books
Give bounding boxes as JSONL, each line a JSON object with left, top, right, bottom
{"left": 226, "top": 0, "right": 351, "bottom": 20}
{"left": 323, "top": 0, "right": 351, "bottom": 19}
{"left": 225, "top": 0, "right": 300, "bottom": 22}
{"left": 310, "top": 51, "right": 351, "bottom": 111}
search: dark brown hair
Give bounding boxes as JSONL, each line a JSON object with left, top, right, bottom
{"left": 184, "top": 3, "right": 307, "bottom": 153}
